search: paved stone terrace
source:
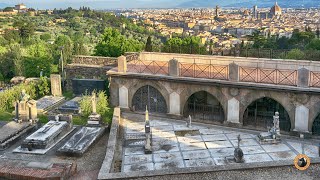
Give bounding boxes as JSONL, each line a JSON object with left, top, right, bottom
{"left": 122, "top": 115, "right": 319, "bottom": 173}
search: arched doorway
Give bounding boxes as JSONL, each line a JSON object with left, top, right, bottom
{"left": 243, "top": 97, "right": 291, "bottom": 132}
{"left": 312, "top": 114, "right": 320, "bottom": 135}
{"left": 183, "top": 91, "right": 224, "bottom": 123}
{"left": 132, "top": 85, "right": 167, "bottom": 113}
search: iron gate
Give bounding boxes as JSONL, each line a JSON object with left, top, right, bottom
{"left": 184, "top": 91, "right": 224, "bottom": 123}
{"left": 132, "top": 85, "right": 167, "bottom": 113}
{"left": 243, "top": 98, "right": 291, "bottom": 132}
{"left": 312, "top": 114, "right": 320, "bottom": 135}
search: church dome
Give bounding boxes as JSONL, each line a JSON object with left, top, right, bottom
{"left": 270, "top": 2, "right": 282, "bottom": 15}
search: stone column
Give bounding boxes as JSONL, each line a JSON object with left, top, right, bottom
{"left": 294, "top": 105, "right": 309, "bottom": 132}
{"left": 118, "top": 56, "right": 127, "bottom": 73}
{"left": 169, "top": 92, "right": 180, "bottom": 115}
{"left": 297, "top": 68, "right": 309, "bottom": 88}
{"left": 227, "top": 98, "right": 240, "bottom": 124}
{"left": 119, "top": 86, "right": 129, "bottom": 108}
{"left": 229, "top": 62, "right": 239, "bottom": 82}
{"left": 28, "top": 100, "right": 38, "bottom": 120}
{"left": 50, "top": 74, "right": 62, "bottom": 96}
{"left": 169, "top": 59, "right": 179, "bottom": 77}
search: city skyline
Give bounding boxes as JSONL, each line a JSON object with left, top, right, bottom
{"left": 1, "top": 0, "right": 320, "bottom": 9}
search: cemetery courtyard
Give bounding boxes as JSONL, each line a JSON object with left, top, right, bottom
{"left": 0, "top": 75, "right": 319, "bottom": 179}
{"left": 0, "top": 109, "right": 320, "bottom": 179}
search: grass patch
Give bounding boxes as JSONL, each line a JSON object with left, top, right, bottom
{"left": 0, "top": 110, "right": 13, "bottom": 121}
{"left": 73, "top": 116, "right": 87, "bottom": 126}
{"left": 102, "top": 107, "right": 114, "bottom": 125}
{"left": 63, "top": 90, "right": 74, "bottom": 100}
{"left": 38, "top": 114, "right": 49, "bottom": 124}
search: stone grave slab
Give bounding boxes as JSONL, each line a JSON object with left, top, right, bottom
{"left": 230, "top": 138, "right": 259, "bottom": 147}
{"left": 177, "top": 135, "right": 203, "bottom": 143}
{"left": 57, "top": 127, "right": 105, "bottom": 156}
{"left": 180, "top": 142, "right": 207, "bottom": 151}
{"left": 123, "top": 163, "right": 154, "bottom": 173}
{"left": 209, "top": 148, "right": 235, "bottom": 158}
{"left": 182, "top": 150, "right": 211, "bottom": 160}
{"left": 213, "top": 157, "right": 228, "bottom": 165}
{"left": 205, "top": 141, "right": 233, "bottom": 149}
{"left": 126, "top": 123, "right": 145, "bottom": 133}
{"left": 268, "top": 151, "right": 297, "bottom": 161}
{"left": 57, "top": 97, "right": 81, "bottom": 114}
{"left": 225, "top": 133, "right": 254, "bottom": 140}
{"left": 13, "top": 121, "right": 75, "bottom": 154}
{"left": 261, "top": 143, "right": 291, "bottom": 153}
{"left": 124, "top": 147, "right": 145, "bottom": 156}
{"left": 154, "top": 160, "right": 185, "bottom": 170}
{"left": 152, "top": 137, "right": 177, "bottom": 145}
{"left": 287, "top": 141, "right": 318, "bottom": 158}
{"left": 152, "top": 131, "right": 176, "bottom": 138}
{"left": 126, "top": 139, "right": 145, "bottom": 147}
{"left": 173, "top": 125, "right": 198, "bottom": 131}
{"left": 125, "top": 133, "right": 146, "bottom": 140}
{"left": 152, "top": 144, "right": 180, "bottom": 154}
{"left": 241, "top": 146, "right": 266, "bottom": 155}
{"left": 152, "top": 125, "right": 174, "bottom": 132}
{"left": 153, "top": 152, "right": 183, "bottom": 162}
{"left": 185, "top": 158, "right": 215, "bottom": 168}
{"left": 244, "top": 154, "right": 273, "bottom": 163}
{"left": 123, "top": 154, "right": 153, "bottom": 165}
{"left": 199, "top": 128, "right": 223, "bottom": 135}
{"left": 0, "top": 122, "right": 35, "bottom": 150}
{"left": 202, "top": 134, "right": 227, "bottom": 142}
{"left": 37, "top": 96, "right": 65, "bottom": 113}
{"left": 150, "top": 120, "right": 171, "bottom": 127}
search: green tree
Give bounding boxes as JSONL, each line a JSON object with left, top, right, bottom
{"left": 306, "top": 39, "right": 320, "bottom": 50}
{"left": 94, "top": 27, "right": 143, "bottom": 57}
{"left": 3, "top": 30, "right": 20, "bottom": 42}
{"left": 40, "top": 33, "right": 52, "bottom": 42}
{"left": 13, "top": 21, "right": 35, "bottom": 40}
{"left": 286, "top": 49, "right": 305, "bottom": 60}
{"left": 23, "top": 57, "right": 53, "bottom": 77}
{"left": 54, "top": 35, "right": 73, "bottom": 64}
{"left": 145, "top": 36, "right": 152, "bottom": 52}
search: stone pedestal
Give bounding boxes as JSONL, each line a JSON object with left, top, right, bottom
{"left": 50, "top": 74, "right": 62, "bottom": 96}
{"left": 17, "top": 101, "right": 30, "bottom": 121}
{"left": 118, "top": 56, "right": 127, "bottom": 73}
{"left": 88, "top": 113, "right": 102, "bottom": 126}
{"left": 169, "top": 59, "right": 179, "bottom": 77}
{"left": 229, "top": 62, "right": 239, "bottom": 82}
{"left": 28, "top": 100, "right": 38, "bottom": 121}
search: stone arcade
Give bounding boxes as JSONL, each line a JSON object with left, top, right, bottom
{"left": 107, "top": 52, "right": 320, "bottom": 136}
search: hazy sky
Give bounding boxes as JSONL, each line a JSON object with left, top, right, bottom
{"left": 1, "top": 0, "right": 188, "bottom": 9}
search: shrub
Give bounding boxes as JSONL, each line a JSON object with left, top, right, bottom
{"left": 36, "top": 76, "right": 50, "bottom": 97}
{"left": 0, "top": 82, "right": 36, "bottom": 111}
{"left": 79, "top": 90, "right": 111, "bottom": 124}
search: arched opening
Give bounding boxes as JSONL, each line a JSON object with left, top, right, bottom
{"left": 132, "top": 85, "right": 167, "bottom": 113}
{"left": 243, "top": 97, "right": 291, "bottom": 132}
{"left": 183, "top": 91, "right": 224, "bottom": 123}
{"left": 312, "top": 114, "right": 320, "bottom": 135}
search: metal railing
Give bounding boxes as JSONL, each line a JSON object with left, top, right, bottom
{"left": 149, "top": 46, "right": 320, "bottom": 61}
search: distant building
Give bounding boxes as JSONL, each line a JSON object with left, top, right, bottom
{"left": 215, "top": 5, "right": 220, "bottom": 18}
{"left": 270, "top": 1, "right": 282, "bottom": 17}
{"left": 15, "top": 3, "right": 27, "bottom": 12}
{"left": 253, "top": 5, "right": 258, "bottom": 19}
